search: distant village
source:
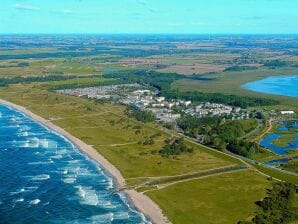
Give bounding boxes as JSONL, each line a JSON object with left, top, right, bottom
{"left": 56, "top": 84, "right": 257, "bottom": 123}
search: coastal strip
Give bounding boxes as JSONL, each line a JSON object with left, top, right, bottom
{"left": 0, "top": 98, "right": 170, "bottom": 224}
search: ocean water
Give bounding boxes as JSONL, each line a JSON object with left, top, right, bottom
{"left": 0, "top": 104, "right": 150, "bottom": 224}
{"left": 242, "top": 75, "right": 298, "bottom": 98}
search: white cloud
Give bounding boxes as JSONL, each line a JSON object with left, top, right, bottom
{"left": 191, "top": 21, "right": 205, "bottom": 26}
{"left": 168, "top": 22, "right": 184, "bottom": 27}
{"left": 137, "top": 0, "right": 147, "bottom": 6}
{"left": 62, "top": 9, "right": 74, "bottom": 14}
{"left": 15, "top": 4, "right": 40, "bottom": 11}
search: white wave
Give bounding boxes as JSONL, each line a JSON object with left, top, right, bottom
{"left": 56, "top": 149, "right": 68, "bottom": 155}
{"left": 97, "top": 200, "right": 116, "bottom": 209}
{"left": 39, "top": 139, "right": 58, "bottom": 149}
{"left": 50, "top": 154, "right": 63, "bottom": 160}
{"left": 113, "top": 212, "right": 130, "bottom": 220}
{"left": 30, "top": 199, "right": 41, "bottom": 205}
{"left": 17, "top": 131, "right": 29, "bottom": 137}
{"left": 68, "top": 159, "right": 80, "bottom": 164}
{"left": 10, "top": 188, "right": 25, "bottom": 195}
{"left": 118, "top": 192, "right": 151, "bottom": 224}
{"left": 14, "top": 198, "right": 24, "bottom": 203}
{"left": 75, "top": 186, "right": 99, "bottom": 206}
{"left": 30, "top": 174, "right": 50, "bottom": 181}
{"left": 88, "top": 213, "right": 114, "bottom": 223}
{"left": 19, "top": 125, "right": 31, "bottom": 132}
{"left": 28, "top": 160, "right": 53, "bottom": 165}
{"left": 63, "top": 176, "right": 77, "bottom": 184}
{"left": 108, "top": 178, "right": 113, "bottom": 189}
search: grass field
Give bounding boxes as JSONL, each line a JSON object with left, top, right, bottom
{"left": 146, "top": 170, "right": 269, "bottom": 224}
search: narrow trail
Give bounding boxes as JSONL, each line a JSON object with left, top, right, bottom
{"left": 239, "top": 119, "right": 263, "bottom": 140}
{"left": 127, "top": 165, "right": 248, "bottom": 193}
{"left": 142, "top": 168, "right": 247, "bottom": 192}
{"left": 49, "top": 111, "right": 108, "bottom": 121}
{"left": 252, "top": 118, "right": 273, "bottom": 143}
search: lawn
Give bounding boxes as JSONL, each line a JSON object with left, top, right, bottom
{"left": 146, "top": 170, "right": 269, "bottom": 224}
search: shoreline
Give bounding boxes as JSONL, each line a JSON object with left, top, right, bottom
{"left": 0, "top": 98, "right": 169, "bottom": 224}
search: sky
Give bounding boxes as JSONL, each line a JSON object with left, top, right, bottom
{"left": 0, "top": 0, "right": 298, "bottom": 34}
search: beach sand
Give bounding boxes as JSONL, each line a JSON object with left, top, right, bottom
{"left": 0, "top": 98, "right": 170, "bottom": 224}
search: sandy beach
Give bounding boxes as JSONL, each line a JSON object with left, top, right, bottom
{"left": 0, "top": 98, "right": 170, "bottom": 224}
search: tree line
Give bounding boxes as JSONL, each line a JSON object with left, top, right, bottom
{"left": 104, "top": 70, "right": 279, "bottom": 108}
{"left": 238, "top": 181, "right": 297, "bottom": 224}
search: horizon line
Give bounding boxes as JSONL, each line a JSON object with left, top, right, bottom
{"left": 1, "top": 33, "right": 298, "bottom": 36}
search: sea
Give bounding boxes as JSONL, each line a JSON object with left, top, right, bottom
{"left": 0, "top": 104, "right": 150, "bottom": 224}
{"left": 242, "top": 75, "right": 298, "bottom": 98}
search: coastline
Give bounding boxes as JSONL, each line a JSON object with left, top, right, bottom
{"left": 0, "top": 98, "right": 169, "bottom": 224}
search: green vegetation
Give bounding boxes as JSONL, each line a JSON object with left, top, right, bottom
{"left": 281, "top": 160, "right": 298, "bottom": 174}
{"left": 126, "top": 107, "right": 156, "bottom": 123}
{"left": 227, "top": 139, "right": 262, "bottom": 158}
{"left": 46, "top": 77, "right": 119, "bottom": 90}
{"left": 239, "top": 181, "right": 298, "bottom": 224}
{"left": 224, "top": 65, "right": 258, "bottom": 72}
{"left": 0, "top": 75, "right": 76, "bottom": 87}
{"left": 105, "top": 70, "right": 279, "bottom": 108}
{"left": 147, "top": 171, "right": 269, "bottom": 224}
{"left": 177, "top": 115, "right": 263, "bottom": 158}
{"left": 159, "top": 137, "right": 193, "bottom": 156}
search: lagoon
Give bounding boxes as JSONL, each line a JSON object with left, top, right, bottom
{"left": 242, "top": 75, "right": 298, "bottom": 98}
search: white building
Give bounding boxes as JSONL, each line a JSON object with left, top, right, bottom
{"left": 280, "top": 111, "right": 295, "bottom": 115}
{"left": 156, "top": 97, "right": 165, "bottom": 103}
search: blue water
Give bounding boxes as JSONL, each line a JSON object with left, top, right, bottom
{"left": 242, "top": 75, "right": 298, "bottom": 98}
{"left": 0, "top": 104, "right": 149, "bottom": 224}
{"left": 264, "top": 156, "right": 298, "bottom": 166}
{"left": 260, "top": 127, "right": 298, "bottom": 155}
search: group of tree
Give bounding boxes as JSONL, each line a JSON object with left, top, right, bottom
{"left": 104, "top": 70, "right": 278, "bottom": 109}
{"left": 177, "top": 115, "right": 263, "bottom": 158}
{"left": 226, "top": 139, "right": 261, "bottom": 157}
{"left": 159, "top": 137, "right": 193, "bottom": 156}
{"left": 224, "top": 65, "right": 258, "bottom": 72}
{"left": 238, "top": 181, "right": 298, "bottom": 224}
{"left": 0, "top": 75, "right": 77, "bottom": 87}
{"left": 126, "top": 107, "right": 155, "bottom": 123}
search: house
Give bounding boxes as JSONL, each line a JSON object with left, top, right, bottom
{"left": 280, "top": 111, "right": 295, "bottom": 115}
{"left": 156, "top": 97, "right": 165, "bottom": 103}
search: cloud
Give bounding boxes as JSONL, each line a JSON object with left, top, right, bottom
{"left": 168, "top": 22, "right": 184, "bottom": 27}
{"left": 191, "top": 21, "right": 205, "bottom": 26}
{"left": 241, "top": 16, "right": 265, "bottom": 20}
{"left": 62, "top": 9, "right": 74, "bottom": 14}
{"left": 148, "top": 7, "right": 157, "bottom": 13}
{"left": 15, "top": 4, "right": 40, "bottom": 11}
{"left": 137, "top": 0, "right": 147, "bottom": 6}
